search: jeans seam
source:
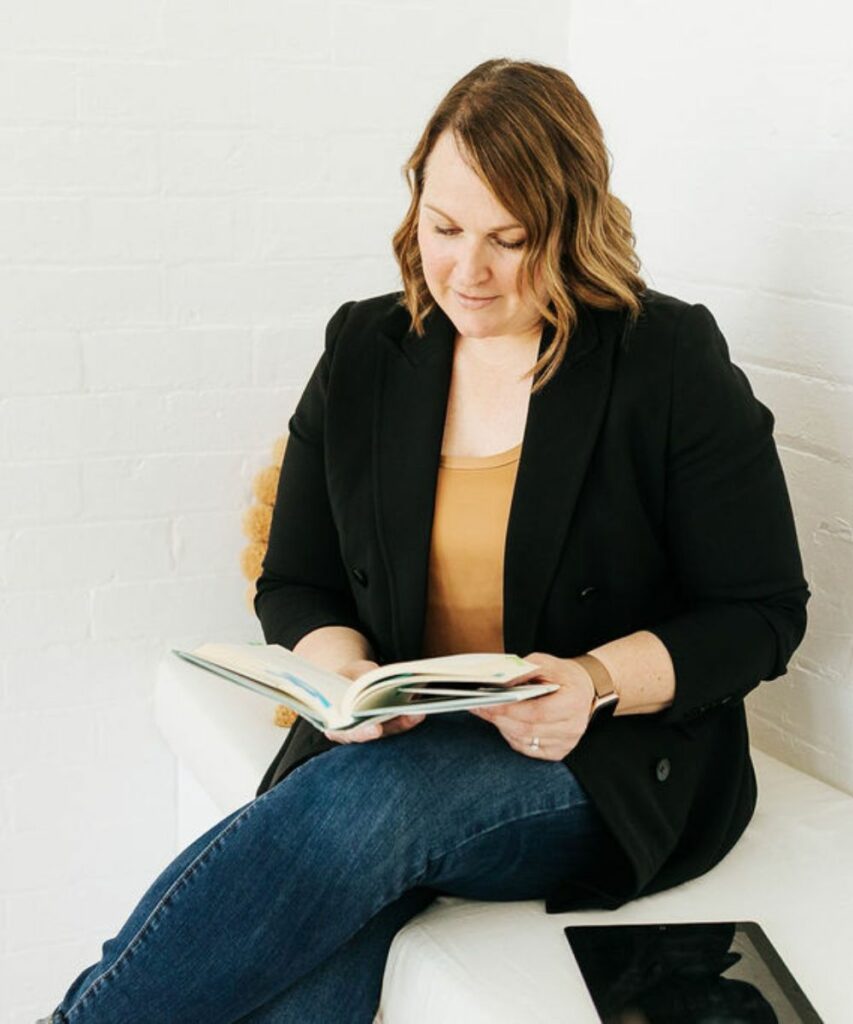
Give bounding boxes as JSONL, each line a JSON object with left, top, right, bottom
{"left": 64, "top": 789, "right": 276, "bottom": 1020}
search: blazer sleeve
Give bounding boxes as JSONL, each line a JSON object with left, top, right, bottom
{"left": 647, "top": 302, "right": 810, "bottom": 726}
{"left": 253, "top": 299, "right": 367, "bottom": 651}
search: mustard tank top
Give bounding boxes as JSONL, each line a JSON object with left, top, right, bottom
{"left": 420, "top": 442, "right": 522, "bottom": 658}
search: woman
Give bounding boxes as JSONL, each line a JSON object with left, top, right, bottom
{"left": 44, "top": 58, "right": 809, "bottom": 1024}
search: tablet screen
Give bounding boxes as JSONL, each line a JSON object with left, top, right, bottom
{"left": 564, "top": 921, "right": 823, "bottom": 1023}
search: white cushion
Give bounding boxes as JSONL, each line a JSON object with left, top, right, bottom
{"left": 154, "top": 654, "right": 853, "bottom": 1023}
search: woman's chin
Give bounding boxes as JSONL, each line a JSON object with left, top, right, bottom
{"left": 448, "top": 306, "right": 503, "bottom": 336}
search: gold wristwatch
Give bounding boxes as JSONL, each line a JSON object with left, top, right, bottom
{"left": 574, "top": 654, "right": 619, "bottom": 724}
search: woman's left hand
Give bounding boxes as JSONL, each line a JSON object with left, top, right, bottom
{"left": 468, "top": 652, "right": 596, "bottom": 760}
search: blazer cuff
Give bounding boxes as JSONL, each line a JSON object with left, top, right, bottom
{"left": 647, "top": 592, "right": 807, "bottom": 726}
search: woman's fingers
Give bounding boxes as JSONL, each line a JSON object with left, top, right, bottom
{"left": 323, "top": 713, "right": 426, "bottom": 744}
{"left": 382, "top": 713, "right": 426, "bottom": 736}
{"left": 323, "top": 724, "right": 379, "bottom": 743}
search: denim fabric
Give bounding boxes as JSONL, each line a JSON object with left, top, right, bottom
{"left": 48, "top": 711, "right": 617, "bottom": 1023}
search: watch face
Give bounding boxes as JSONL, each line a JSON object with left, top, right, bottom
{"left": 589, "top": 693, "right": 619, "bottom": 724}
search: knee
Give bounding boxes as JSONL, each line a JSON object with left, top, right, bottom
{"left": 267, "top": 739, "right": 433, "bottom": 873}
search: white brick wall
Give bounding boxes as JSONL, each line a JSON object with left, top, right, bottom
{"left": 568, "top": 1, "right": 853, "bottom": 793}
{"left": 0, "top": 2, "right": 569, "bottom": 1020}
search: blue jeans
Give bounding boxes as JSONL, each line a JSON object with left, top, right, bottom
{"left": 48, "top": 711, "right": 617, "bottom": 1023}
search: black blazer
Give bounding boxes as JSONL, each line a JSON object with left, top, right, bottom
{"left": 254, "top": 288, "right": 809, "bottom": 913}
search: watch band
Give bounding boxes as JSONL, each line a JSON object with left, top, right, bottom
{"left": 574, "top": 653, "right": 619, "bottom": 723}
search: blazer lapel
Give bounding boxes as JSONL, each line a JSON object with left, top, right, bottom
{"left": 374, "top": 296, "right": 623, "bottom": 661}
{"left": 503, "top": 302, "right": 622, "bottom": 656}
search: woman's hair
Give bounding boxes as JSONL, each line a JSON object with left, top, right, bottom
{"left": 391, "top": 58, "right": 646, "bottom": 393}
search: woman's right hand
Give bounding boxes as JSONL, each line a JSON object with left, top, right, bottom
{"left": 322, "top": 659, "right": 427, "bottom": 744}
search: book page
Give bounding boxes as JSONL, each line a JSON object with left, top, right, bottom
{"left": 356, "top": 652, "right": 538, "bottom": 689}
{"left": 190, "top": 642, "right": 351, "bottom": 715}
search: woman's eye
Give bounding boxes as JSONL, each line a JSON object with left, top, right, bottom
{"left": 433, "top": 226, "right": 525, "bottom": 251}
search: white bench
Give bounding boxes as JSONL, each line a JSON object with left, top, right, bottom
{"left": 154, "top": 652, "right": 853, "bottom": 1023}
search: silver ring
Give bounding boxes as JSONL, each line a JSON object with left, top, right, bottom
{"left": 528, "top": 735, "right": 541, "bottom": 751}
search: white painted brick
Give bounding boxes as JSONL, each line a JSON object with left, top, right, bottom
{"left": 90, "top": 576, "right": 253, "bottom": 641}
{"left": 6, "top": 866, "right": 190, "bottom": 959}
{"left": 83, "top": 198, "right": 163, "bottom": 263}
{"left": 0, "top": 0, "right": 160, "bottom": 53}
{"left": 0, "top": 331, "right": 82, "bottom": 394}
{"left": 5, "top": 395, "right": 87, "bottom": 459}
{"left": 249, "top": 66, "right": 341, "bottom": 133}
{"left": 0, "top": 199, "right": 87, "bottom": 261}
{"left": 175, "top": 760, "right": 227, "bottom": 851}
{"left": 253, "top": 321, "right": 328, "bottom": 386}
{"left": 160, "top": 0, "right": 331, "bottom": 60}
{"left": 165, "top": 262, "right": 327, "bottom": 323}
{"left": 248, "top": 64, "right": 449, "bottom": 136}
{"left": 5, "top": 519, "right": 174, "bottom": 589}
{"left": 323, "top": 255, "right": 402, "bottom": 304}
{"left": 642, "top": 210, "right": 853, "bottom": 307}
{"left": 172, "top": 510, "right": 245, "bottom": 576}
{"left": 6, "top": 756, "right": 175, "bottom": 845}
{"left": 0, "top": 128, "right": 158, "bottom": 195}
{"left": 78, "top": 196, "right": 235, "bottom": 263}
{"left": 0, "top": 196, "right": 232, "bottom": 273}
{"left": 324, "top": 131, "right": 415, "bottom": 199}
{"left": 333, "top": 2, "right": 568, "bottom": 70}
{"left": 749, "top": 692, "right": 853, "bottom": 796}
{"left": 81, "top": 453, "right": 249, "bottom": 517}
{"left": 83, "top": 327, "right": 252, "bottom": 391}
{"left": 781, "top": 448, "right": 853, "bottom": 654}
{"left": 95, "top": 697, "right": 177, "bottom": 767}
{"left": 161, "top": 131, "right": 328, "bottom": 196}
{"left": 0, "top": 940, "right": 97, "bottom": 1022}
{"left": 747, "top": 366, "right": 853, "bottom": 462}
{"left": 0, "top": 462, "right": 81, "bottom": 524}
{"left": 3, "top": 638, "right": 165, "bottom": 713}
{"left": 0, "top": 707, "right": 99, "bottom": 774}
{"left": 7, "top": 389, "right": 292, "bottom": 459}
{"left": 684, "top": 288, "right": 853, "bottom": 386}
{"left": 0, "top": 267, "right": 163, "bottom": 330}
{"left": 78, "top": 59, "right": 250, "bottom": 126}
{"left": 234, "top": 197, "right": 401, "bottom": 261}
{"left": 0, "top": 57, "right": 77, "bottom": 122}
{"left": 0, "top": 590, "right": 89, "bottom": 653}
{"left": 160, "top": 199, "right": 236, "bottom": 261}
{"left": 0, "top": 529, "right": 8, "bottom": 589}
{"left": 0, "top": 747, "right": 10, "bottom": 829}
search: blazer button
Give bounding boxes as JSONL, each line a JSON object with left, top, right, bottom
{"left": 578, "top": 585, "right": 598, "bottom": 601}
{"left": 655, "top": 758, "right": 671, "bottom": 783}
{"left": 351, "top": 566, "right": 368, "bottom": 587}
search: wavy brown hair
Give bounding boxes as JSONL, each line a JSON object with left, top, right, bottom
{"left": 391, "top": 58, "right": 646, "bottom": 393}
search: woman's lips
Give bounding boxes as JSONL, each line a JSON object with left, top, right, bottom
{"left": 455, "top": 291, "right": 497, "bottom": 309}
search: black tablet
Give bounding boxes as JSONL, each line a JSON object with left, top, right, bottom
{"left": 564, "top": 920, "right": 823, "bottom": 1023}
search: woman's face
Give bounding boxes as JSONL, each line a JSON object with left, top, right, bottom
{"left": 416, "top": 130, "right": 548, "bottom": 342}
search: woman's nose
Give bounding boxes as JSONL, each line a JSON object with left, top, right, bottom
{"left": 454, "top": 240, "right": 491, "bottom": 284}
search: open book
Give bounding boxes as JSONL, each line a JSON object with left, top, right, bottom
{"left": 172, "top": 643, "right": 558, "bottom": 732}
